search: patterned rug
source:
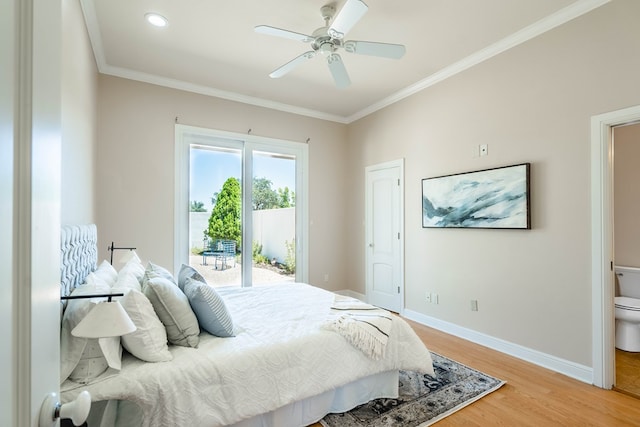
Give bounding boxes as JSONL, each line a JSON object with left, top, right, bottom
{"left": 320, "top": 352, "right": 505, "bottom": 427}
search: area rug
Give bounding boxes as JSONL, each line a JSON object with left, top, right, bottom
{"left": 320, "top": 352, "right": 505, "bottom": 427}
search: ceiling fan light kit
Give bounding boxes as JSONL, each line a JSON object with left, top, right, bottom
{"left": 255, "top": 0, "right": 406, "bottom": 88}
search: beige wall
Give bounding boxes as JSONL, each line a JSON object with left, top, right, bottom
{"left": 346, "top": 0, "right": 640, "bottom": 367}
{"left": 96, "top": 76, "right": 348, "bottom": 289}
{"left": 90, "top": 0, "right": 640, "bottom": 369}
{"left": 615, "top": 123, "right": 640, "bottom": 268}
{"left": 61, "top": 0, "right": 98, "bottom": 225}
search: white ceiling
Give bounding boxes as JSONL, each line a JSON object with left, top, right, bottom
{"left": 80, "top": 0, "right": 608, "bottom": 123}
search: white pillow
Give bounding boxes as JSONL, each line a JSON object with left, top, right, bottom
{"left": 61, "top": 282, "right": 122, "bottom": 383}
{"left": 177, "top": 264, "right": 206, "bottom": 292}
{"left": 114, "top": 270, "right": 142, "bottom": 293}
{"left": 119, "top": 258, "right": 145, "bottom": 284}
{"left": 68, "top": 339, "right": 110, "bottom": 384}
{"left": 84, "top": 272, "right": 109, "bottom": 288}
{"left": 142, "top": 276, "right": 200, "bottom": 347}
{"left": 184, "top": 278, "right": 234, "bottom": 337}
{"left": 118, "top": 289, "right": 172, "bottom": 362}
{"left": 94, "top": 260, "right": 118, "bottom": 287}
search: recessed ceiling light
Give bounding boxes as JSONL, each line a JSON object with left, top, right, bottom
{"left": 145, "top": 13, "right": 168, "bottom": 28}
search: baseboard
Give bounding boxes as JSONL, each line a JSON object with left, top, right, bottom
{"left": 403, "top": 309, "right": 593, "bottom": 385}
{"left": 334, "top": 289, "right": 367, "bottom": 301}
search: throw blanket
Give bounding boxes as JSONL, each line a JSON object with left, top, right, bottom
{"left": 326, "top": 295, "right": 393, "bottom": 360}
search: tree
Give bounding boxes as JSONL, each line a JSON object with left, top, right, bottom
{"left": 253, "top": 177, "right": 295, "bottom": 210}
{"left": 277, "top": 187, "right": 295, "bottom": 208}
{"left": 252, "top": 177, "right": 279, "bottom": 210}
{"left": 207, "top": 177, "right": 241, "bottom": 245}
{"left": 190, "top": 200, "right": 206, "bottom": 212}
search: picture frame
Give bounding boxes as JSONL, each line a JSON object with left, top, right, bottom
{"left": 422, "top": 163, "right": 530, "bottom": 229}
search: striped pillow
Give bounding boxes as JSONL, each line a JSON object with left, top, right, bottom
{"left": 183, "top": 278, "right": 234, "bottom": 337}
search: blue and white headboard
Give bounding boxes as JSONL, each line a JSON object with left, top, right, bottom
{"left": 60, "top": 224, "right": 98, "bottom": 297}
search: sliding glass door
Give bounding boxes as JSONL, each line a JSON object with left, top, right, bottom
{"left": 251, "top": 150, "right": 297, "bottom": 286}
{"left": 175, "top": 125, "right": 308, "bottom": 287}
{"left": 189, "top": 144, "right": 242, "bottom": 287}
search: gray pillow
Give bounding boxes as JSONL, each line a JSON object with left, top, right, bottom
{"left": 142, "top": 276, "right": 200, "bottom": 347}
{"left": 184, "top": 278, "right": 234, "bottom": 337}
{"left": 144, "top": 262, "right": 175, "bottom": 284}
{"left": 178, "top": 263, "right": 206, "bottom": 291}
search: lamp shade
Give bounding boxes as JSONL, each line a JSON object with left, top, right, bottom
{"left": 71, "top": 300, "right": 136, "bottom": 338}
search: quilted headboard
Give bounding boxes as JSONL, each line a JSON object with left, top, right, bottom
{"left": 60, "top": 224, "right": 98, "bottom": 296}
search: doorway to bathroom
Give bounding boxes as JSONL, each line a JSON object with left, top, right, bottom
{"left": 612, "top": 122, "right": 640, "bottom": 398}
{"left": 591, "top": 104, "right": 640, "bottom": 392}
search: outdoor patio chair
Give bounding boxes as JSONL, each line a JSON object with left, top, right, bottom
{"left": 202, "top": 239, "right": 236, "bottom": 270}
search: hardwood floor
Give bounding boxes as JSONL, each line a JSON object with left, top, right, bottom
{"left": 310, "top": 319, "right": 640, "bottom": 427}
{"left": 616, "top": 348, "right": 640, "bottom": 398}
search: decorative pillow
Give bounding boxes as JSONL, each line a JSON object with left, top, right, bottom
{"left": 60, "top": 282, "right": 122, "bottom": 384}
{"left": 118, "top": 257, "right": 145, "bottom": 284}
{"left": 83, "top": 272, "right": 109, "bottom": 289}
{"left": 177, "top": 264, "right": 206, "bottom": 292}
{"left": 117, "top": 289, "right": 172, "bottom": 362}
{"left": 144, "top": 262, "right": 175, "bottom": 284}
{"left": 68, "top": 339, "right": 110, "bottom": 384}
{"left": 142, "top": 276, "right": 200, "bottom": 347}
{"left": 94, "top": 260, "right": 118, "bottom": 287}
{"left": 183, "top": 278, "right": 234, "bottom": 337}
{"left": 114, "top": 270, "right": 142, "bottom": 293}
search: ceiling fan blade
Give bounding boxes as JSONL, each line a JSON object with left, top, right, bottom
{"left": 255, "top": 25, "right": 314, "bottom": 43}
{"left": 269, "top": 51, "right": 316, "bottom": 78}
{"left": 343, "top": 40, "right": 406, "bottom": 59}
{"left": 328, "top": 0, "right": 368, "bottom": 39}
{"left": 327, "top": 53, "right": 351, "bottom": 89}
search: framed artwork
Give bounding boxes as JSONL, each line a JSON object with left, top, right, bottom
{"left": 422, "top": 163, "right": 530, "bottom": 229}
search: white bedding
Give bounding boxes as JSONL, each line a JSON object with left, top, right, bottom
{"left": 62, "top": 283, "right": 434, "bottom": 427}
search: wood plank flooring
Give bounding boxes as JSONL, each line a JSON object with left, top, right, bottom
{"left": 309, "top": 319, "right": 640, "bottom": 426}
{"left": 616, "top": 348, "right": 640, "bottom": 398}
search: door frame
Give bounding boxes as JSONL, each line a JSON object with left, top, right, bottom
{"left": 3, "top": 0, "right": 62, "bottom": 424}
{"left": 365, "top": 158, "right": 404, "bottom": 313}
{"left": 591, "top": 104, "right": 640, "bottom": 388}
{"left": 174, "top": 124, "right": 309, "bottom": 285}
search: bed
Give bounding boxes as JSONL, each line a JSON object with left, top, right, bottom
{"left": 59, "top": 225, "right": 434, "bottom": 427}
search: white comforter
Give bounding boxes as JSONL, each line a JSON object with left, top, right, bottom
{"left": 62, "top": 283, "right": 434, "bottom": 427}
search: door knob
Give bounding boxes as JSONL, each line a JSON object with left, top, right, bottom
{"left": 368, "top": 243, "right": 374, "bottom": 247}
{"left": 39, "top": 390, "right": 91, "bottom": 427}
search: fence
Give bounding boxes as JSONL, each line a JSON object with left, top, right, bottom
{"left": 189, "top": 207, "right": 295, "bottom": 263}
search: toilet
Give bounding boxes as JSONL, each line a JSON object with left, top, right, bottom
{"left": 614, "top": 266, "right": 640, "bottom": 352}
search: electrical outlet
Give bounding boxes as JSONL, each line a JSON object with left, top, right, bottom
{"left": 479, "top": 144, "right": 488, "bottom": 156}
{"left": 433, "top": 293, "right": 439, "bottom": 304}
{"left": 425, "top": 292, "right": 432, "bottom": 303}
{"left": 471, "top": 299, "right": 479, "bottom": 311}
{"left": 324, "top": 274, "right": 329, "bottom": 282}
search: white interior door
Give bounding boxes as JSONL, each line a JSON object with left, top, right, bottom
{"left": 365, "top": 160, "right": 404, "bottom": 312}
{"left": 2, "top": 0, "right": 62, "bottom": 425}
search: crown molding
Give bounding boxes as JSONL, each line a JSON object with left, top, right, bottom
{"left": 346, "top": 0, "right": 611, "bottom": 123}
{"left": 80, "top": 0, "right": 609, "bottom": 125}
{"left": 100, "top": 63, "right": 350, "bottom": 124}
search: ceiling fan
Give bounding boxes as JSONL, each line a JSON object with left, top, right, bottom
{"left": 255, "top": 0, "right": 406, "bottom": 89}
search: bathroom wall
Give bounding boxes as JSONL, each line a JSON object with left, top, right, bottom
{"left": 614, "top": 123, "right": 640, "bottom": 268}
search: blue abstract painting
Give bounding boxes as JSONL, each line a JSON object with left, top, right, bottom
{"left": 422, "top": 163, "right": 530, "bottom": 229}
